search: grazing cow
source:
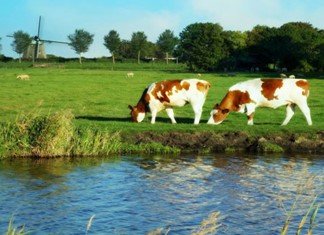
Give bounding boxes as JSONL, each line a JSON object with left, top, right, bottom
{"left": 17, "top": 74, "right": 30, "bottom": 80}
{"left": 207, "top": 78, "right": 312, "bottom": 126}
{"left": 129, "top": 79, "right": 211, "bottom": 124}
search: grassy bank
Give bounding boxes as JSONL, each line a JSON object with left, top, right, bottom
{"left": 0, "top": 110, "right": 180, "bottom": 158}
{"left": 0, "top": 65, "right": 323, "bottom": 158}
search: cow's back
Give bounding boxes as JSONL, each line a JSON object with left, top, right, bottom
{"left": 229, "top": 78, "right": 309, "bottom": 108}
{"left": 147, "top": 79, "right": 210, "bottom": 106}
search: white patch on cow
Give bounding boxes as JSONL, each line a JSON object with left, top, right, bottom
{"left": 207, "top": 110, "right": 217, "bottom": 124}
{"left": 156, "top": 91, "right": 163, "bottom": 99}
{"left": 136, "top": 112, "right": 145, "bottom": 123}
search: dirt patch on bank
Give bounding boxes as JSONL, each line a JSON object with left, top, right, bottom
{"left": 126, "top": 131, "right": 324, "bottom": 154}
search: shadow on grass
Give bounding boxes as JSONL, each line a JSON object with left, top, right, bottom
{"left": 75, "top": 115, "right": 204, "bottom": 124}
{"left": 75, "top": 116, "right": 131, "bottom": 122}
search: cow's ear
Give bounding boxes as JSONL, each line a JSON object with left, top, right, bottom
{"left": 128, "top": 105, "right": 134, "bottom": 111}
{"left": 222, "top": 109, "right": 229, "bottom": 114}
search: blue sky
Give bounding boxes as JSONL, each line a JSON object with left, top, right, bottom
{"left": 1, "top": 0, "right": 323, "bottom": 58}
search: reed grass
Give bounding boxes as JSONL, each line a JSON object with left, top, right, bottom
{"left": 147, "top": 211, "right": 222, "bottom": 235}
{"left": 5, "top": 217, "right": 31, "bottom": 235}
{"left": 85, "top": 215, "right": 95, "bottom": 235}
{"left": 280, "top": 175, "right": 322, "bottom": 235}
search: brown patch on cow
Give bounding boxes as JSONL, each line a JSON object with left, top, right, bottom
{"left": 261, "top": 79, "right": 283, "bottom": 100}
{"left": 296, "top": 80, "right": 309, "bottom": 96}
{"left": 196, "top": 81, "right": 211, "bottom": 93}
{"left": 150, "top": 80, "right": 189, "bottom": 103}
{"left": 182, "top": 81, "right": 190, "bottom": 90}
{"left": 135, "top": 88, "right": 149, "bottom": 112}
{"left": 220, "top": 90, "right": 252, "bottom": 111}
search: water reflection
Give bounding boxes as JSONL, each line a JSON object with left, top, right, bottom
{"left": 0, "top": 154, "right": 323, "bottom": 234}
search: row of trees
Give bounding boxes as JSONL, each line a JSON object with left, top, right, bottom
{"left": 6, "top": 29, "right": 178, "bottom": 65}
{"left": 4, "top": 21, "right": 324, "bottom": 72}
{"left": 177, "top": 22, "right": 323, "bottom": 72}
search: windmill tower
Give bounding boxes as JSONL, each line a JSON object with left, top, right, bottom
{"left": 23, "top": 43, "right": 47, "bottom": 59}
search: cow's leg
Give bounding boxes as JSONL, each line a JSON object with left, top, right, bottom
{"left": 191, "top": 102, "right": 203, "bottom": 124}
{"left": 245, "top": 105, "right": 256, "bottom": 125}
{"left": 150, "top": 109, "right": 158, "bottom": 124}
{"left": 166, "top": 107, "right": 177, "bottom": 124}
{"left": 297, "top": 102, "right": 312, "bottom": 126}
{"left": 247, "top": 112, "right": 255, "bottom": 125}
{"left": 282, "top": 103, "right": 296, "bottom": 125}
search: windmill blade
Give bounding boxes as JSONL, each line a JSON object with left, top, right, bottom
{"left": 37, "top": 16, "right": 41, "bottom": 38}
{"left": 41, "top": 39, "right": 70, "bottom": 44}
{"left": 34, "top": 16, "right": 42, "bottom": 59}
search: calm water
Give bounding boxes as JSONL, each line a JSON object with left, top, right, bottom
{"left": 0, "top": 154, "right": 323, "bottom": 235}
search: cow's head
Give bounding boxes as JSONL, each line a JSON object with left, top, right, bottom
{"left": 207, "top": 104, "right": 230, "bottom": 125}
{"left": 128, "top": 105, "right": 145, "bottom": 123}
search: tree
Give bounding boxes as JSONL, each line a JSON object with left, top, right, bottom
{"left": 176, "top": 23, "right": 225, "bottom": 71}
{"left": 221, "top": 30, "right": 248, "bottom": 69}
{"left": 103, "top": 30, "right": 121, "bottom": 64}
{"left": 246, "top": 25, "right": 279, "bottom": 70}
{"left": 277, "top": 22, "right": 323, "bottom": 72}
{"left": 157, "top": 29, "right": 178, "bottom": 63}
{"left": 11, "top": 30, "right": 32, "bottom": 63}
{"left": 130, "top": 31, "right": 147, "bottom": 64}
{"left": 118, "top": 40, "right": 132, "bottom": 59}
{"left": 68, "top": 29, "right": 94, "bottom": 64}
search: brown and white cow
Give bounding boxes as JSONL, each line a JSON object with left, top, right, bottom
{"left": 129, "top": 79, "right": 211, "bottom": 124}
{"left": 207, "top": 78, "right": 312, "bottom": 125}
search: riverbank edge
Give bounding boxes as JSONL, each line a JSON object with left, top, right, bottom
{"left": 1, "top": 130, "right": 324, "bottom": 159}
{"left": 123, "top": 130, "right": 324, "bottom": 155}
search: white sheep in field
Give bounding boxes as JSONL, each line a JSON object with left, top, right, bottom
{"left": 289, "top": 75, "right": 296, "bottom": 79}
{"left": 17, "top": 74, "right": 30, "bottom": 80}
{"left": 126, "top": 72, "right": 134, "bottom": 78}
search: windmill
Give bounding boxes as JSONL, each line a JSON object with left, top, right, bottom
{"left": 8, "top": 16, "right": 69, "bottom": 60}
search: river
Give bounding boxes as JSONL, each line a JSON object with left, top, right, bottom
{"left": 0, "top": 154, "right": 323, "bottom": 235}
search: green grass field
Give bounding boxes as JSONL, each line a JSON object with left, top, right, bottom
{"left": 0, "top": 64, "right": 323, "bottom": 136}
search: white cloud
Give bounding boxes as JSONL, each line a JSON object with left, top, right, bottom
{"left": 187, "top": 0, "right": 323, "bottom": 30}
{"left": 188, "top": 0, "right": 284, "bottom": 30}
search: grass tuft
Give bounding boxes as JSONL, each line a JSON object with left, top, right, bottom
{"left": 0, "top": 110, "right": 124, "bottom": 158}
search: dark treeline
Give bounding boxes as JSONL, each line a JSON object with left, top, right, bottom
{"left": 174, "top": 22, "right": 324, "bottom": 72}
{"left": 2, "top": 21, "right": 324, "bottom": 72}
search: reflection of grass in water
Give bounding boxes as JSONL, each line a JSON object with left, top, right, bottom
{"left": 192, "top": 211, "right": 223, "bottom": 235}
